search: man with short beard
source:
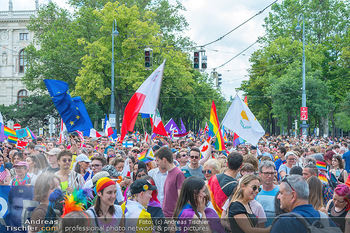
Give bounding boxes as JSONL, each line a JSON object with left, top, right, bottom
{"left": 85, "top": 143, "right": 95, "bottom": 158}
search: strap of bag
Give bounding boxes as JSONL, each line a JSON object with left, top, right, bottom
{"left": 221, "top": 180, "right": 237, "bottom": 190}
{"left": 318, "top": 210, "right": 330, "bottom": 228}
{"left": 271, "top": 212, "right": 311, "bottom": 230}
{"left": 90, "top": 208, "right": 101, "bottom": 233}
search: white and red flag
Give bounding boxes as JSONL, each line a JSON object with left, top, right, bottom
{"left": 104, "top": 114, "right": 114, "bottom": 136}
{"left": 150, "top": 109, "right": 167, "bottom": 136}
{"left": 120, "top": 60, "right": 165, "bottom": 141}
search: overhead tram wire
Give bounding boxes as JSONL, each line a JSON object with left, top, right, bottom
{"left": 198, "top": 0, "right": 278, "bottom": 48}
{"left": 213, "top": 2, "right": 306, "bottom": 70}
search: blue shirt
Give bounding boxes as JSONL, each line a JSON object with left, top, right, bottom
{"left": 275, "top": 159, "right": 286, "bottom": 180}
{"left": 343, "top": 151, "right": 350, "bottom": 173}
{"left": 255, "top": 185, "right": 280, "bottom": 226}
{"left": 271, "top": 204, "right": 337, "bottom": 233}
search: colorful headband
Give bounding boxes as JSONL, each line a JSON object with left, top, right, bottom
{"left": 95, "top": 177, "right": 116, "bottom": 194}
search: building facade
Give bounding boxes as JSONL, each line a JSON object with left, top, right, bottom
{"left": 0, "top": 0, "right": 41, "bottom": 106}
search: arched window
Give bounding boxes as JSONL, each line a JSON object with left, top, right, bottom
{"left": 19, "top": 49, "right": 27, "bottom": 73}
{"left": 17, "top": 89, "right": 28, "bottom": 107}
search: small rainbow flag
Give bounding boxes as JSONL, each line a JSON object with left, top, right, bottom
{"left": 137, "top": 148, "right": 155, "bottom": 163}
{"left": 25, "top": 127, "right": 36, "bottom": 139}
{"left": 7, "top": 135, "right": 18, "bottom": 144}
{"left": 4, "top": 126, "right": 16, "bottom": 137}
{"left": 208, "top": 101, "right": 226, "bottom": 151}
{"left": 318, "top": 173, "right": 328, "bottom": 185}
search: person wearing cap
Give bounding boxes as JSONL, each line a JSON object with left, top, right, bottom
{"left": 44, "top": 148, "right": 61, "bottom": 173}
{"left": 74, "top": 154, "right": 92, "bottom": 181}
{"left": 122, "top": 179, "right": 156, "bottom": 233}
{"left": 10, "top": 161, "right": 31, "bottom": 185}
{"left": 86, "top": 177, "right": 123, "bottom": 232}
{"left": 55, "top": 150, "right": 84, "bottom": 192}
{"left": 131, "top": 146, "right": 141, "bottom": 162}
{"left": 278, "top": 151, "right": 297, "bottom": 179}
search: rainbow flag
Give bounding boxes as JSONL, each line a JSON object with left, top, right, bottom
{"left": 137, "top": 148, "right": 155, "bottom": 163}
{"left": 208, "top": 101, "right": 226, "bottom": 151}
{"left": 318, "top": 173, "right": 328, "bottom": 185}
{"left": 4, "top": 126, "right": 16, "bottom": 137}
{"left": 25, "top": 127, "right": 36, "bottom": 139}
{"left": 7, "top": 135, "right": 18, "bottom": 144}
{"left": 244, "top": 95, "right": 248, "bottom": 106}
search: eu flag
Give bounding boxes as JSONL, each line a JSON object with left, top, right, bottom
{"left": 72, "top": 97, "right": 93, "bottom": 131}
{"left": 44, "top": 79, "right": 85, "bottom": 132}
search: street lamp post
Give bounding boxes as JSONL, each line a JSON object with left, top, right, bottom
{"left": 110, "top": 19, "right": 119, "bottom": 129}
{"left": 295, "top": 13, "right": 307, "bottom": 137}
{"left": 110, "top": 19, "right": 119, "bottom": 115}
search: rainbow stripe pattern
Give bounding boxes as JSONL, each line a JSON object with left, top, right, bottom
{"left": 26, "top": 127, "right": 36, "bottom": 139}
{"left": 208, "top": 101, "right": 226, "bottom": 151}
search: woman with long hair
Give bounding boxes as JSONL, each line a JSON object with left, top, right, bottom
{"left": 228, "top": 174, "right": 270, "bottom": 233}
{"left": 86, "top": 177, "right": 123, "bottom": 232}
{"left": 330, "top": 155, "right": 348, "bottom": 184}
{"left": 26, "top": 155, "right": 42, "bottom": 185}
{"left": 0, "top": 154, "right": 11, "bottom": 185}
{"left": 307, "top": 176, "right": 327, "bottom": 214}
{"left": 326, "top": 184, "right": 350, "bottom": 232}
{"left": 173, "top": 176, "right": 225, "bottom": 233}
{"left": 29, "top": 173, "right": 60, "bottom": 232}
{"left": 74, "top": 154, "right": 91, "bottom": 181}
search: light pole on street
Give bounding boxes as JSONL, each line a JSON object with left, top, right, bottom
{"left": 110, "top": 19, "right": 119, "bottom": 129}
{"left": 110, "top": 19, "right": 119, "bottom": 115}
{"left": 295, "top": 13, "right": 307, "bottom": 137}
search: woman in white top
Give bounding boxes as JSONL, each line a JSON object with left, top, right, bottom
{"left": 86, "top": 177, "right": 124, "bottom": 233}
{"left": 26, "top": 155, "right": 42, "bottom": 185}
{"left": 278, "top": 151, "right": 296, "bottom": 179}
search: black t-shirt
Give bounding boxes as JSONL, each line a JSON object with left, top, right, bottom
{"left": 217, "top": 173, "right": 237, "bottom": 196}
{"left": 228, "top": 201, "right": 258, "bottom": 233}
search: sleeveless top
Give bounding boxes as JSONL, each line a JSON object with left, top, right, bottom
{"left": 328, "top": 200, "right": 348, "bottom": 232}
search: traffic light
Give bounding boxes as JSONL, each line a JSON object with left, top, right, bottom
{"left": 218, "top": 74, "right": 222, "bottom": 86}
{"left": 43, "top": 118, "right": 49, "bottom": 125}
{"left": 201, "top": 55, "right": 207, "bottom": 69}
{"left": 144, "top": 48, "right": 153, "bottom": 69}
{"left": 193, "top": 51, "right": 199, "bottom": 69}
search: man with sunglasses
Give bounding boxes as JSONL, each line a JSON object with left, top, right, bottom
{"left": 256, "top": 160, "right": 279, "bottom": 226}
{"left": 180, "top": 147, "right": 205, "bottom": 179}
{"left": 55, "top": 150, "right": 85, "bottom": 192}
{"left": 175, "top": 149, "right": 189, "bottom": 169}
{"left": 271, "top": 175, "right": 338, "bottom": 233}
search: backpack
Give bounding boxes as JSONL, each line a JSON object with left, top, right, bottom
{"left": 328, "top": 171, "right": 338, "bottom": 190}
{"left": 272, "top": 211, "right": 342, "bottom": 233}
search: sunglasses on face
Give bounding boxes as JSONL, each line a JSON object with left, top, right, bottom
{"left": 251, "top": 185, "right": 261, "bottom": 192}
{"left": 190, "top": 156, "right": 199, "bottom": 159}
{"left": 202, "top": 170, "right": 212, "bottom": 174}
{"left": 132, "top": 150, "right": 140, "bottom": 153}
{"left": 23, "top": 153, "right": 30, "bottom": 156}
{"left": 61, "top": 158, "right": 72, "bottom": 163}
{"left": 180, "top": 153, "right": 187, "bottom": 157}
{"left": 137, "top": 174, "right": 146, "bottom": 178}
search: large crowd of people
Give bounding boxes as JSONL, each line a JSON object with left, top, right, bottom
{"left": 0, "top": 131, "right": 350, "bottom": 233}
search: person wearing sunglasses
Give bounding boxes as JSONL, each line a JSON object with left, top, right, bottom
{"left": 228, "top": 174, "right": 269, "bottom": 233}
{"left": 271, "top": 175, "right": 338, "bottom": 233}
{"left": 55, "top": 150, "right": 84, "bottom": 192}
{"left": 175, "top": 149, "right": 189, "bottom": 169}
{"left": 202, "top": 159, "right": 220, "bottom": 181}
{"left": 180, "top": 147, "right": 205, "bottom": 179}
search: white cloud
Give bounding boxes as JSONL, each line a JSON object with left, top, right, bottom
{"left": 1, "top": 0, "right": 275, "bottom": 99}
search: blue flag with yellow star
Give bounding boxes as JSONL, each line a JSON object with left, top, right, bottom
{"left": 44, "top": 79, "right": 86, "bottom": 132}
{"left": 72, "top": 96, "right": 93, "bottom": 131}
